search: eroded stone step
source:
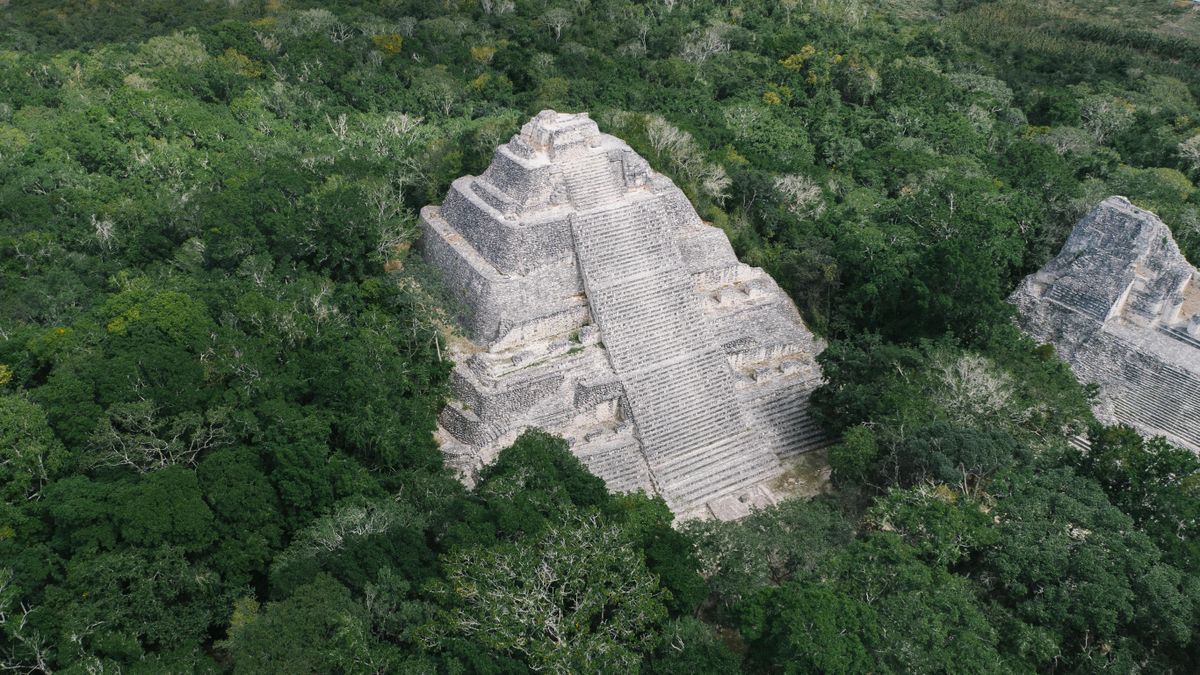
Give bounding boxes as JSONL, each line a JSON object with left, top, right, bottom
{"left": 666, "top": 442, "right": 782, "bottom": 509}
{"left": 563, "top": 155, "right": 626, "bottom": 209}
{"left": 1046, "top": 283, "right": 1111, "bottom": 320}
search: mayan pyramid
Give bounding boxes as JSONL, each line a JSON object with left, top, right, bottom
{"left": 420, "top": 111, "right": 829, "bottom": 518}
{"left": 1011, "top": 196, "right": 1200, "bottom": 453}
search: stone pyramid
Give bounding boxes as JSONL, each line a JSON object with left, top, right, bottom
{"left": 1011, "top": 196, "right": 1200, "bottom": 453}
{"left": 420, "top": 111, "right": 829, "bottom": 519}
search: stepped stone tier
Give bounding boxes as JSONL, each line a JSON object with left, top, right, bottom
{"left": 419, "top": 111, "right": 829, "bottom": 519}
{"left": 1011, "top": 196, "right": 1200, "bottom": 453}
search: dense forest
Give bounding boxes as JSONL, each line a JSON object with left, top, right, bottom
{"left": 1, "top": 0, "right": 1198, "bottom": 672}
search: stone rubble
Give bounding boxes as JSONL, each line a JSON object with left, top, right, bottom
{"left": 1011, "top": 196, "right": 1200, "bottom": 453}
{"left": 420, "top": 111, "right": 830, "bottom": 519}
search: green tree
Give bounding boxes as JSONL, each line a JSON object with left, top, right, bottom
{"left": 1072, "top": 425, "right": 1200, "bottom": 572}
{"left": 438, "top": 429, "right": 613, "bottom": 548}
{"left": 865, "top": 486, "right": 997, "bottom": 567}
{"left": 434, "top": 510, "right": 668, "bottom": 672}
{"left": 38, "top": 546, "right": 221, "bottom": 670}
{"left": 738, "top": 582, "right": 878, "bottom": 674}
{"left": 830, "top": 534, "right": 1006, "bottom": 673}
{"left": 644, "top": 618, "right": 741, "bottom": 675}
{"left": 0, "top": 394, "right": 72, "bottom": 500}
{"left": 196, "top": 446, "right": 285, "bottom": 588}
{"left": 224, "top": 574, "right": 377, "bottom": 675}
{"left": 980, "top": 467, "right": 1196, "bottom": 670}
{"left": 827, "top": 424, "right": 878, "bottom": 486}
{"left": 686, "top": 499, "right": 854, "bottom": 616}
{"left": 113, "top": 465, "right": 216, "bottom": 554}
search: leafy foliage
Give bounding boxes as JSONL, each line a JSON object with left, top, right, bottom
{"left": 1, "top": 0, "right": 1198, "bottom": 672}
{"left": 435, "top": 511, "right": 668, "bottom": 672}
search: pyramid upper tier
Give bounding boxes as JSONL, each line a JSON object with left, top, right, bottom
{"left": 422, "top": 110, "right": 710, "bottom": 347}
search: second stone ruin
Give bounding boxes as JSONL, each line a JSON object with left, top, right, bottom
{"left": 1011, "top": 196, "right": 1200, "bottom": 453}
{"left": 420, "top": 111, "right": 829, "bottom": 519}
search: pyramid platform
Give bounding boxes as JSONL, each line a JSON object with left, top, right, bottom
{"left": 420, "top": 111, "right": 830, "bottom": 518}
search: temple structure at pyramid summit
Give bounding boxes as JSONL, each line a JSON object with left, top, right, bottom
{"left": 419, "top": 111, "right": 829, "bottom": 519}
{"left": 1011, "top": 196, "right": 1200, "bottom": 453}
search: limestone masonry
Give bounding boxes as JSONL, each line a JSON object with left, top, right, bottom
{"left": 420, "top": 111, "right": 829, "bottom": 519}
{"left": 1012, "top": 196, "right": 1200, "bottom": 453}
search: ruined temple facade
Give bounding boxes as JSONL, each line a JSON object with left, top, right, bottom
{"left": 420, "top": 111, "right": 828, "bottom": 519}
{"left": 1012, "top": 196, "right": 1200, "bottom": 453}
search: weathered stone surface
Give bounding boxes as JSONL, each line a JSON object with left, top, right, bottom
{"left": 421, "top": 111, "right": 830, "bottom": 519}
{"left": 1011, "top": 196, "right": 1200, "bottom": 453}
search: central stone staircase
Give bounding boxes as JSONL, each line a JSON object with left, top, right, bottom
{"left": 569, "top": 160, "right": 782, "bottom": 511}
